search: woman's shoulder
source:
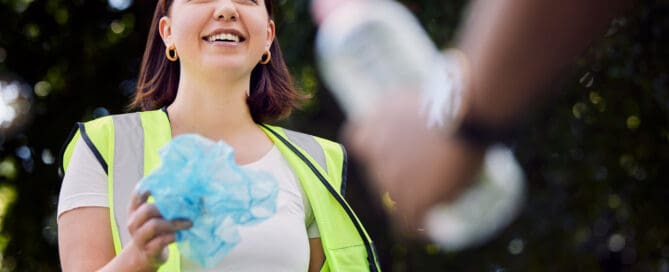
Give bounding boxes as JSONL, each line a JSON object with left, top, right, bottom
{"left": 261, "top": 124, "right": 346, "bottom": 164}
{"left": 81, "top": 109, "right": 165, "bottom": 128}
{"left": 262, "top": 124, "right": 342, "bottom": 147}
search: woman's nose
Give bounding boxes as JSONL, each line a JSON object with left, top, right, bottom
{"left": 213, "top": 0, "right": 238, "bottom": 22}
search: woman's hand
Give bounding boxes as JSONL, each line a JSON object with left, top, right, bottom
{"left": 114, "top": 191, "right": 192, "bottom": 272}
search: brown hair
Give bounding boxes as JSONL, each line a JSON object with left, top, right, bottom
{"left": 130, "top": 0, "right": 303, "bottom": 123}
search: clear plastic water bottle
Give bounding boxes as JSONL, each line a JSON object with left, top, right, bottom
{"left": 315, "top": 0, "right": 462, "bottom": 126}
{"left": 315, "top": 0, "right": 526, "bottom": 251}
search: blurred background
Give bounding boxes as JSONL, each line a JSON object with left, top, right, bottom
{"left": 0, "top": 0, "right": 667, "bottom": 271}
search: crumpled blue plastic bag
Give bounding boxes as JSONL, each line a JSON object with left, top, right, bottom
{"left": 136, "top": 134, "right": 278, "bottom": 268}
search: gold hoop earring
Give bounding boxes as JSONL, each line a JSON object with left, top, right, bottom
{"left": 166, "top": 46, "right": 179, "bottom": 62}
{"left": 260, "top": 49, "right": 271, "bottom": 65}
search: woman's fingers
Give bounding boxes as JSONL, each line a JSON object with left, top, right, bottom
{"left": 120, "top": 218, "right": 191, "bottom": 270}
{"left": 133, "top": 218, "right": 192, "bottom": 252}
{"left": 125, "top": 190, "right": 193, "bottom": 267}
{"left": 142, "top": 219, "right": 191, "bottom": 253}
{"left": 129, "top": 190, "right": 150, "bottom": 212}
{"left": 127, "top": 192, "right": 192, "bottom": 253}
{"left": 144, "top": 232, "right": 175, "bottom": 257}
{"left": 127, "top": 203, "right": 163, "bottom": 235}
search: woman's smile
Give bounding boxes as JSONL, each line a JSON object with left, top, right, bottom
{"left": 202, "top": 28, "right": 247, "bottom": 47}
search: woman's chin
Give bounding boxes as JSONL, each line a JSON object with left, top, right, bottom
{"left": 201, "top": 60, "right": 252, "bottom": 72}
{"left": 194, "top": 62, "right": 255, "bottom": 80}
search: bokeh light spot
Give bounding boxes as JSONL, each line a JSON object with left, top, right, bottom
{"left": 608, "top": 194, "right": 621, "bottom": 209}
{"left": 15, "top": 146, "right": 31, "bottom": 160}
{"left": 108, "top": 0, "right": 132, "bottom": 11}
{"left": 579, "top": 72, "right": 594, "bottom": 88}
{"left": 42, "top": 149, "right": 55, "bottom": 165}
{"left": 507, "top": 238, "right": 524, "bottom": 255}
{"left": 0, "top": 99, "right": 18, "bottom": 128}
{"left": 608, "top": 233, "right": 626, "bottom": 252}
{"left": 626, "top": 115, "right": 641, "bottom": 130}
{"left": 34, "top": 81, "right": 52, "bottom": 97}
{"left": 24, "top": 23, "right": 41, "bottom": 39}
{"left": 110, "top": 20, "right": 125, "bottom": 34}
{"left": 14, "top": 0, "right": 34, "bottom": 13}
{"left": 0, "top": 158, "right": 18, "bottom": 180}
{"left": 54, "top": 8, "right": 69, "bottom": 25}
{"left": 0, "top": 80, "right": 33, "bottom": 135}
{"left": 0, "top": 184, "right": 18, "bottom": 230}
{"left": 93, "top": 107, "right": 110, "bottom": 118}
{"left": 589, "top": 91, "right": 603, "bottom": 105}
{"left": 572, "top": 102, "right": 588, "bottom": 119}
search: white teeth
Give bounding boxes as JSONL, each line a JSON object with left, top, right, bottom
{"left": 207, "top": 33, "right": 240, "bottom": 43}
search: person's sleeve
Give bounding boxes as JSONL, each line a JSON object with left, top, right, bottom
{"left": 57, "top": 139, "right": 108, "bottom": 222}
{"left": 304, "top": 191, "right": 321, "bottom": 238}
{"left": 307, "top": 219, "right": 320, "bottom": 239}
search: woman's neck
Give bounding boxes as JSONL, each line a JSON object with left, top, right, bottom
{"left": 167, "top": 71, "right": 256, "bottom": 141}
{"left": 166, "top": 68, "right": 274, "bottom": 165}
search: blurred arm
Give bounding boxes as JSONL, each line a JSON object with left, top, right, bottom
{"left": 458, "top": 0, "right": 633, "bottom": 128}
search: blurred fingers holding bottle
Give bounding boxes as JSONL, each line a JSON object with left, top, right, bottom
{"left": 314, "top": 0, "right": 632, "bottom": 252}
{"left": 314, "top": 0, "right": 526, "bottom": 251}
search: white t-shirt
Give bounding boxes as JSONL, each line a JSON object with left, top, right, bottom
{"left": 58, "top": 139, "right": 319, "bottom": 271}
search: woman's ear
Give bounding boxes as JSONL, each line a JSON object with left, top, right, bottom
{"left": 266, "top": 20, "right": 276, "bottom": 47}
{"left": 159, "top": 16, "right": 173, "bottom": 47}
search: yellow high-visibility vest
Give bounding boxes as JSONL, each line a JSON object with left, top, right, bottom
{"left": 61, "top": 109, "right": 381, "bottom": 271}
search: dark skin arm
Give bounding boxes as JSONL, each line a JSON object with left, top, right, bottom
{"left": 458, "top": 0, "right": 633, "bottom": 127}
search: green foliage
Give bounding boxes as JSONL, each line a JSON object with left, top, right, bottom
{"left": 0, "top": 0, "right": 666, "bottom": 271}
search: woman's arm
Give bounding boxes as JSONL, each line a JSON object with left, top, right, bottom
{"left": 59, "top": 138, "right": 192, "bottom": 271}
{"left": 308, "top": 238, "right": 325, "bottom": 272}
{"left": 58, "top": 192, "right": 190, "bottom": 272}
{"left": 58, "top": 207, "right": 116, "bottom": 271}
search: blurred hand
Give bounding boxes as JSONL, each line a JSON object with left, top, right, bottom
{"left": 118, "top": 191, "right": 192, "bottom": 272}
{"left": 344, "top": 93, "right": 485, "bottom": 236}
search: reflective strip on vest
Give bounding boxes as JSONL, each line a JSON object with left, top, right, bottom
{"left": 284, "top": 129, "right": 328, "bottom": 175}
{"left": 111, "top": 113, "right": 145, "bottom": 247}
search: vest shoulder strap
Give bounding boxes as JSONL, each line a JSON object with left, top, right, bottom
{"left": 260, "top": 124, "right": 346, "bottom": 193}
{"left": 60, "top": 115, "right": 117, "bottom": 176}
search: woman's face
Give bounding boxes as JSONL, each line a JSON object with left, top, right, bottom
{"left": 159, "top": 0, "right": 275, "bottom": 78}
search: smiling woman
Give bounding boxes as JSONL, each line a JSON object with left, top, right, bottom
{"left": 130, "top": 0, "right": 298, "bottom": 123}
{"left": 56, "top": 0, "right": 381, "bottom": 271}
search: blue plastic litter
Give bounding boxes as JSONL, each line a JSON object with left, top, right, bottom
{"left": 136, "top": 134, "right": 279, "bottom": 268}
